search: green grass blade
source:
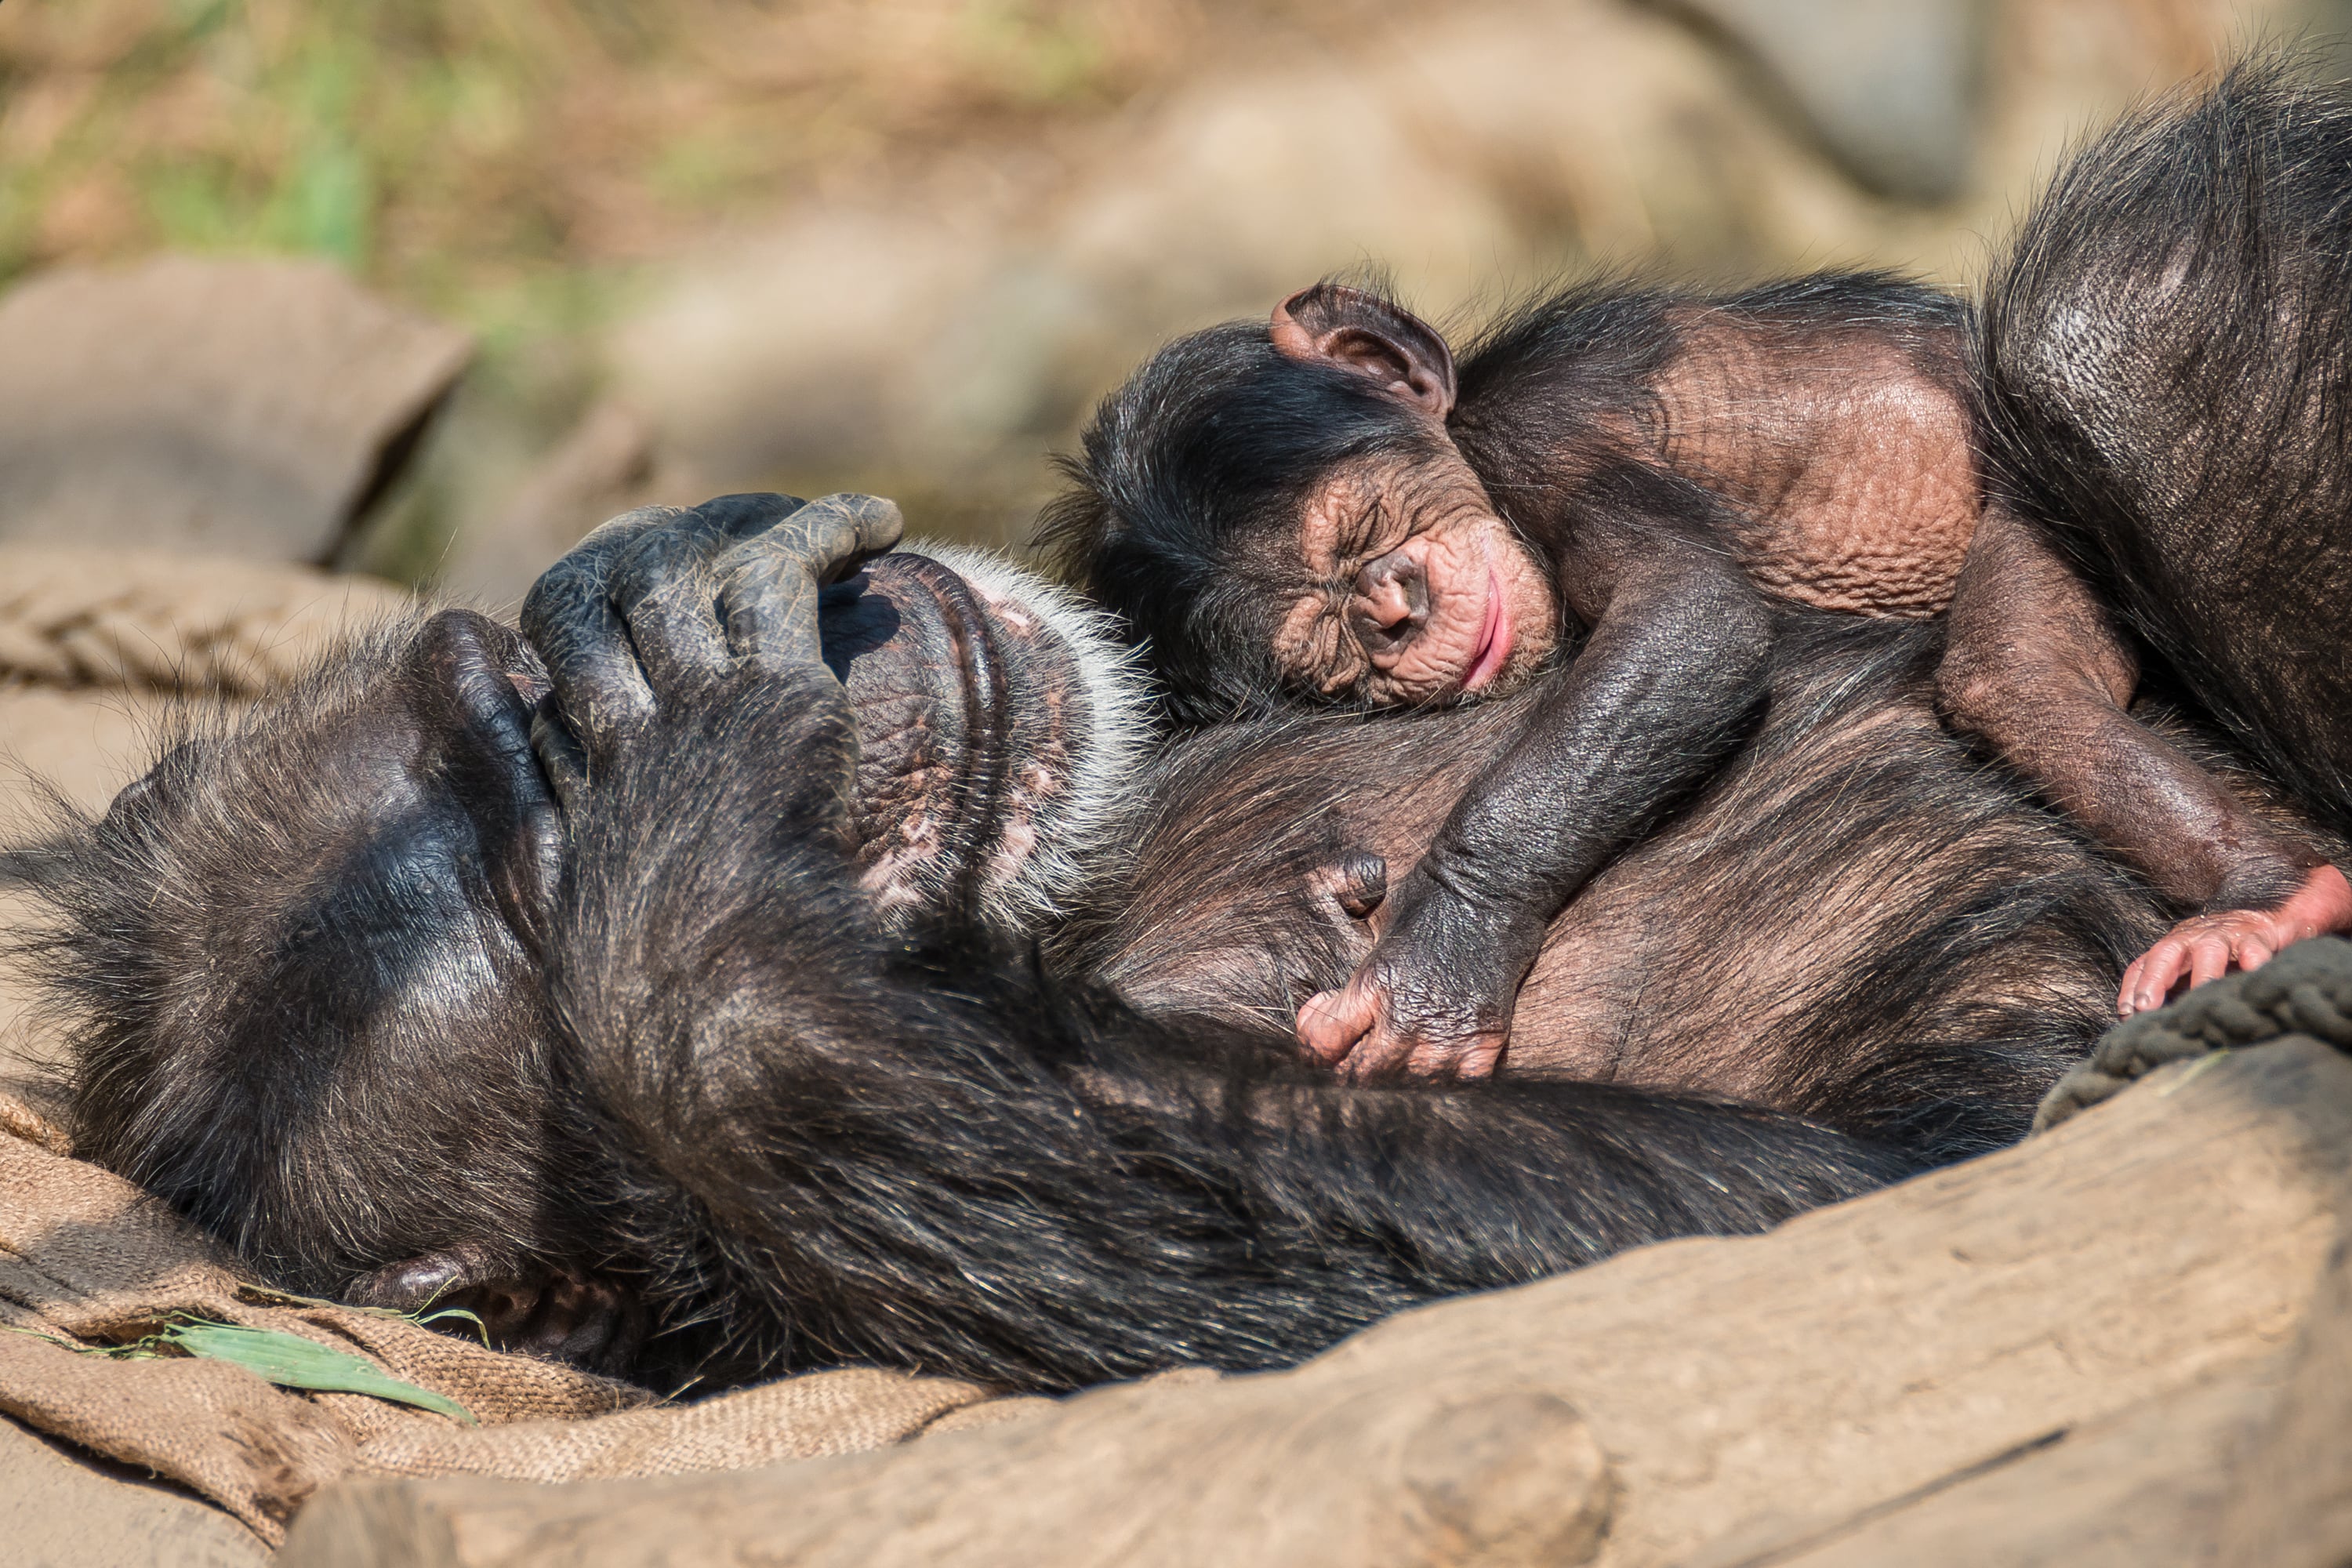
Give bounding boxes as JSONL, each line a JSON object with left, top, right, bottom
{"left": 161, "top": 1321, "right": 476, "bottom": 1425}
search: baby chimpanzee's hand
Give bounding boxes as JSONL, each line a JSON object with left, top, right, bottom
{"left": 1296, "top": 874, "right": 1541, "bottom": 1080}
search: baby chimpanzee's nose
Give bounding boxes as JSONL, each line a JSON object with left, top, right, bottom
{"left": 1351, "top": 550, "right": 1429, "bottom": 647}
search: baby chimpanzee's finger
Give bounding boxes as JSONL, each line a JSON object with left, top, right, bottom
{"left": 1297, "top": 985, "right": 1374, "bottom": 1064}
{"left": 1338, "top": 1022, "right": 1419, "bottom": 1082}
{"left": 718, "top": 493, "right": 906, "bottom": 676}
{"left": 2119, "top": 935, "right": 2192, "bottom": 1015}
{"left": 2184, "top": 933, "right": 2236, "bottom": 993}
{"left": 1405, "top": 1033, "right": 1506, "bottom": 1080}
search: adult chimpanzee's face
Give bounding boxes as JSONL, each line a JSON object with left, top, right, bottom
{"left": 1271, "top": 447, "right": 1558, "bottom": 706}
{"left": 81, "top": 543, "right": 1140, "bottom": 1119}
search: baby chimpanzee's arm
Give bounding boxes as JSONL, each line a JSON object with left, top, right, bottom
{"left": 1300, "top": 464, "right": 1773, "bottom": 1077}
{"left": 1937, "top": 509, "right": 2352, "bottom": 1015}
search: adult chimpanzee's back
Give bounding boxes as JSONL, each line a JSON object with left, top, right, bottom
{"left": 1979, "top": 62, "right": 2352, "bottom": 837}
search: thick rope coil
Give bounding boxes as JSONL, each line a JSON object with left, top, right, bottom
{"left": 2034, "top": 935, "right": 2352, "bottom": 1131}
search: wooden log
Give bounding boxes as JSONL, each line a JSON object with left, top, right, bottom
{"left": 282, "top": 1039, "right": 2352, "bottom": 1567}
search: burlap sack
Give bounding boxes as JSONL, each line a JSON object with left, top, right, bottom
{"left": 0, "top": 543, "right": 421, "bottom": 840}
{"left": 0, "top": 1095, "right": 1006, "bottom": 1547}
{"left": 0, "top": 545, "right": 415, "bottom": 696}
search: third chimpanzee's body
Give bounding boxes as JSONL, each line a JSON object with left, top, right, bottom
{"left": 1046, "top": 107, "right": 2352, "bottom": 1079}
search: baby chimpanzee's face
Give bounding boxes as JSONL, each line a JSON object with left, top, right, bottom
{"left": 1271, "top": 446, "right": 1558, "bottom": 705}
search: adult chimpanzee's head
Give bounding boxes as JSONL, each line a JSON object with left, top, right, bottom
{"left": 24, "top": 497, "right": 1150, "bottom": 1342}
{"left": 1040, "top": 283, "right": 1559, "bottom": 720}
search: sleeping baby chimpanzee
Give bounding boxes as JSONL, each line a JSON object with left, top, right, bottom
{"left": 1043, "top": 234, "right": 2352, "bottom": 1079}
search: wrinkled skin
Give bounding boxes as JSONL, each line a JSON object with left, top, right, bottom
{"left": 1269, "top": 451, "right": 1559, "bottom": 706}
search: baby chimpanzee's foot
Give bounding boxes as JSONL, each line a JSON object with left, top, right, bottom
{"left": 2118, "top": 865, "right": 2352, "bottom": 1015}
{"left": 344, "top": 1244, "right": 647, "bottom": 1373}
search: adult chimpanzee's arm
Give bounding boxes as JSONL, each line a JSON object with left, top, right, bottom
{"left": 1937, "top": 507, "right": 2352, "bottom": 1015}
{"left": 1302, "top": 461, "right": 1774, "bottom": 1079}
{"left": 522, "top": 495, "right": 1897, "bottom": 1389}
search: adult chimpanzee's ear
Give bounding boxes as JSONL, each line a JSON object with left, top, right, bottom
{"left": 1269, "top": 284, "right": 1457, "bottom": 419}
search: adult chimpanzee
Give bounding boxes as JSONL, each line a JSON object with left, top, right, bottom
{"left": 28, "top": 502, "right": 1914, "bottom": 1390}
{"left": 19, "top": 66, "right": 2352, "bottom": 1394}
{"left": 1043, "top": 78, "right": 2352, "bottom": 1083}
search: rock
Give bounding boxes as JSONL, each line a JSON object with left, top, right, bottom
{"left": 602, "top": 2, "right": 1867, "bottom": 546}
{"left": 281, "top": 1036, "right": 2352, "bottom": 1566}
{"left": 433, "top": 400, "right": 660, "bottom": 609}
{"left": 0, "top": 256, "right": 473, "bottom": 563}
{"left": 1650, "top": 0, "right": 1991, "bottom": 202}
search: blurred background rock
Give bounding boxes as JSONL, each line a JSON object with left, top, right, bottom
{"left": 0, "top": 0, "right": 2345, "bottom": 605}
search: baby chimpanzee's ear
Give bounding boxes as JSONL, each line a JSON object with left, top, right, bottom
{"left": 1269, "top": 284, "right": 1456, "bottom": 419}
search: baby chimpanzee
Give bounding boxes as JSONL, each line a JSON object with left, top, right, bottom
{"left": 1042, "top": 274, "right": 2352, "bottom": 1078}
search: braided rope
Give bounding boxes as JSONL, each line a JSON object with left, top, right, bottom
{"left": 2034, "top": 936, "right": 2352, "bottom": 1131}
{"left": 0, "top": 546, "right": 411, "bottom": 696}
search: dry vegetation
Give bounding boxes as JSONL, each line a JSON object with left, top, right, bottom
{"left": 0, "top": 1, "right": 1432, "bottom": 310}
{"left": 0, "top": 0, "right": 2316, "bottom": 578}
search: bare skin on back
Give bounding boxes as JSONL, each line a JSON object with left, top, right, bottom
{"left": 1652, "top": 314, "right": 1981, "bottom": 617}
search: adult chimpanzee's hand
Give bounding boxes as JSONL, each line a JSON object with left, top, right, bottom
{"left": 1295, "top": 867, "right": 1544, "bottom": 1080}
{"left": 521, "top": 491, "right": 902, "bottom": 810}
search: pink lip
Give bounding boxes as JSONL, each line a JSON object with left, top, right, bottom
{"left": 1461, "top": 564, "right": 1515, "bottom": 693}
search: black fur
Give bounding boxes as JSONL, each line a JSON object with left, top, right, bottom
{"left": 16, "top": 613, "right": 604, "bottom": 1298}
{"left": 1037, "top": 271, "right": 1963, "bottom": 723}
{"left": 1057, "top": 609, "right": 2158, "bottom": 1169}
{"left": 545, "top": 662, "right": 1908, "bottom": 1385}
{"left": 22, "top": 614, "right": 1907, "bottom": 1391}
{"left": 1036, "top": 319, "right": 1457, "bottom": 721}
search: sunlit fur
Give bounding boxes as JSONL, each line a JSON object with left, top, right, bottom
{"left": 1042, "top": 270, "right": 1966, "bottom": 721}
{"left": 901, "top": 543, "right": 1154, "bottom": 928}
{"left": 1057, "top": 610, "right": 2189, "bottom": 1166}
{"left": 1977, "top": 59, "right": 2352, "bottom": 838}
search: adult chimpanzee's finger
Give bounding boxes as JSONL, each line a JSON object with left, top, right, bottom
{"left": 718, "top": 493, "right": 905, "bottom": 674}
{"left": 531, "top": 702, "right": 591, "bottom": 815}
{"left": 596, "top": 495, "right": 815, "bottom": 702}
{"left": 521, "top": 505, "right": 690, "bottom": 752}
{"left": 607, "top": 523, "right": 737, "bottom": 692}
{"left": 683, "top": 491, "right": 815, "bottom": 543}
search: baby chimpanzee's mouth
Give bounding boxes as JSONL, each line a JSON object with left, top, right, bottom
{"left": 1461, "top": 562, "right": 1515, "bottom": 694}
